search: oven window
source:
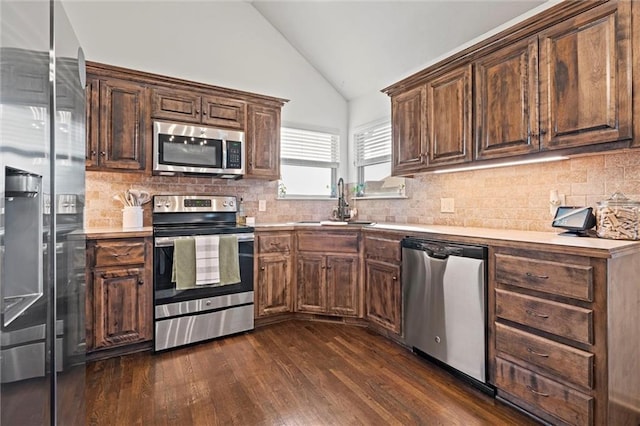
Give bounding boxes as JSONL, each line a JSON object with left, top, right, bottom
{"left": 154, "top": 239, "right": 254, "bottom": 305}
{"left": 158, "top": 133, "right": 222, "bottom": 168}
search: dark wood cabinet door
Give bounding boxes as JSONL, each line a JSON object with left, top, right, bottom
{"left": 202, "top": 95, "right": 246, "bottom": 129}
{"left": 391, "top": 85, "right": 426, "bottom": 175}
{"left": 93, "top": 266, "right": 151, "bottom": 349}
{"left": 475, "top": 37, "right": 539, "bottom": 160}
{"left": 539, "top": 1, "right": 631, "bottom": 150}
{"left": 326, "top": 255, "right": 359, "bottom": 317}
{"left": 426, "top": 64, "right": 473, "bottom": 167}
{"left": 99, "top": 79, "right": 147, "bottom": 170}
{"left": 296, "top": 254, "right": 326, "bottom": 313}
{"left": 151, "top": 88, "right": 201, "bottom": 124}
{"left": 246, "top": 103, "right": 280, "bottom": 180}
{"left": 257, "top": 254, "right": 292, "bottom": 316}
{"left": 365, "top": 259, "right": 401, "bottom": 334}
{"left": 85, "top": 76, "right": 100, "bottom": 168}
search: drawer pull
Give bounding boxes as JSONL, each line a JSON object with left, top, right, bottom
{"left": 526, "top": 309, "right": 549, "bottom": 319}
{"left": 526, "top": 347, "right": 550, "bottom": 358}
{"left": 525, "top": 272, "right": 549, "bottom": 280}
{"left": 526, "top": 385, "right": 549, "bottom": 397}
{"left": 270, "top": 242, "right": 281, "bottom": 247}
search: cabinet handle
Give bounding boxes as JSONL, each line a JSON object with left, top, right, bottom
{"left": 138, "top": 280, "right": 144, "bottom": 286}
{"left": 270, "top": 242, "right": 281, "bottom": 247}
{"left": 91, "top": 150, "right": 97, "bottom": 157}
{"left": 260, "top": 266, "right": 265, "bottom": 271}
{"left": 203, "top": 110, "right": 207, "bottom": 116}
{"left": 99, "top": 151, "right": 106, "bottom": 156}
{"left": 525, "top": 272, "right": 549, "bottom": 280}
{"left": 321, "top": 266, "right": 326, "bottom": 269}
{"left": 392, "top": 276, "right": 398, "bottom": 281}
{"left": 326, "top": 266, "right": 332, "bottom": 270}
{"left": 526, "top": 347, "right": 549, "bottom": 358}
{"left": 196, "top": 109, "right": 200, "bottom": 114}
{"left": 525, "top": 309, "right": 549, "bottom": 319}
{"left": 539, "top": 129, "right": 547, "bottom": 136}
{"left": 526, "top": 386, "right": 549, "bottom": 397}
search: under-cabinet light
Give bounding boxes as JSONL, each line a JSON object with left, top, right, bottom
{"left": 432, "top": 155, "right": 569, "bottom": 174}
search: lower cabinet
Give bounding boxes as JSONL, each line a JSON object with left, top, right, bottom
{"left": 86, "top": 236, "right": 152, "bottom": 354}
{"left": 255, "top": 231, "right": 293, "bottom": 317}
{"left": 363, "top": 231, "right": 402, "bottom": 335}
{"left": 295, "top": 230, "right": 361, "bottom": 317}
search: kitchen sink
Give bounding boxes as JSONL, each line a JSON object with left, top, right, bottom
{"left": 293, "top": 220, "right": 375, "bottom": 226}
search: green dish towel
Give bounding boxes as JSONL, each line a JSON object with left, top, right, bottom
{"left": 172, "top": 238, "right": 196, "bottom": 289}
{"left": 218, "top": 235, "right": 240, "bottom": 286}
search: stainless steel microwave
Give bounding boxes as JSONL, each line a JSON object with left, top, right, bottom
{"left": 153, "top": 121, "right": 245, "bottom": 178}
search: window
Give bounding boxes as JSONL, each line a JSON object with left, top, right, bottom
{"left": 354, "top": 120, "right": 405, "bottom": 197}
{"left": 279, "top": 127, "right": 339, "bottom": 198}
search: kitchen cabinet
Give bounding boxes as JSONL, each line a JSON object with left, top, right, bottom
{"left": 246, "top": 103, "right": 281, "bottom": 180}
{"left": 255, "top": 231, "right": 293, "bottom": 317}
{"left": 491, "top": 247, "right": 602, "bottom": 425}
{"left": 475, "top": 37, "right": 539, "bottom": 160}
{"left": 295, "top": 230, "right": 361, "bottom": 317}
{"left": 426, "top": 64, "right": 473, "bottom": 168}
{"left": 391, "top": 85, "right": 426, "bottom": 175}
{"left": 363, "top": 232, "right": 402, "bottom": 335}
{"left": 86, "top": 237, "right": 152, "bottom": 355}
{"left": 151, "top": 87, "right": 246, "bottom": 130}
{"left": 539, "top": 1, "right": 632, "bottom": 151}
{"left": 85, "top": 74, "right": 148, "bottom": 171}
{"left": 385, "top": 1, "right": 635, "bottom": 174}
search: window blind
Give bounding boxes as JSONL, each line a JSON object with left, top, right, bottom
{"left": 355, "top": 121, "right": 391, "bottom": 167}
{"left": 281, "top": 127, "right": 339, "bottom": 167}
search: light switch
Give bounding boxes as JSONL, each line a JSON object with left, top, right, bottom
{"left": 258, "top": 200, "right": 266, "bottom": 212}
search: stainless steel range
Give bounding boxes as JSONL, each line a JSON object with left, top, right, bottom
{"left": 152, "top": 195, "right": 254, "bottom": 351}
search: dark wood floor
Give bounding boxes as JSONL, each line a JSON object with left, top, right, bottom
{"left": 86, "top": 321, "right": 539, "bottom": 425}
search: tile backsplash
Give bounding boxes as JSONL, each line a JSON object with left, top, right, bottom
{"left": 86, "top": 149, "right": 640, "bottom": 232}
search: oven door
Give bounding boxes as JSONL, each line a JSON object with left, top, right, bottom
{"left": 153, "top": 233, "right": 254, "bottom": 306}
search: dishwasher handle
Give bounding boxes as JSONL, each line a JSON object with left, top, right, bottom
{"left": 402, "top": 237, "right": 486, "bottom": 260}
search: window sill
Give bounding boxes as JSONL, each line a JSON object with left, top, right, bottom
{"left": 277, "top": 196, "right": 336, "bottom": 201}
{"left": 352, "top": 195, "right": 408, "bottom": 200}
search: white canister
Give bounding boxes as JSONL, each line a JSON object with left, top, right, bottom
{"left": 122, "top": 206, "right": 143, "bottom": 229}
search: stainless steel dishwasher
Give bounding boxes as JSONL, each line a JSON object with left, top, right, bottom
{"left": 402, "top": 237, "right": 492, "bottom": 393}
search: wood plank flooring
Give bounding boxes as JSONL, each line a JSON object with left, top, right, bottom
{"left": 86, "top": 321, "right": 539, "bottom": 425}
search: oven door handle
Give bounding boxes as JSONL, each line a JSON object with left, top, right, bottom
{"left": 154, "top": 233, "right": 254, "bottom": 247}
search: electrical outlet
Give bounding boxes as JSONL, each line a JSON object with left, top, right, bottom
{"left": 258, "top": 200, "right": 266, "bottom": 212}
{"left": 440, "top": 198, "right": 455, "bottom": 213}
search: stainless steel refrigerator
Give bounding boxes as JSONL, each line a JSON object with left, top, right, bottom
{"left": 0, "top": 1, "right": 86, "bottom": 424}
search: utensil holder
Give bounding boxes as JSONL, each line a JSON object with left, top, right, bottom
{"left": 122, "top": 206, "right": 143, "bottom": 229}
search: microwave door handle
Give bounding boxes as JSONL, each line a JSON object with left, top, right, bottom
{"left": 222, "top": 139, "right": 227, "bottom": 169}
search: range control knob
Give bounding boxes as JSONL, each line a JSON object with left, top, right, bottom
{"left": 229, "top": 200, "right": 234, "bottom": 207}
{"left": 222, "top": 201, "right": 228, "bottom": 207}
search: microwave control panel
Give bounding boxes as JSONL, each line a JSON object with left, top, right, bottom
{"left": 226, "top": 141, "right": 242, "bottom": 169}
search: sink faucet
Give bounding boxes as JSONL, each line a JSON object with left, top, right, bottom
{"left": 337, "top": 177, "right": 349, "bottom": 221}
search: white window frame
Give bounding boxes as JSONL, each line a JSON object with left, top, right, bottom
{"left": 354, "top": 119, "right": 405, "bottom": 198}
{"left": 279, "top": 126, "right": 340, "bottom": 199}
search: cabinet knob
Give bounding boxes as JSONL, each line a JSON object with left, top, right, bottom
{"left": 138, "top": 280, "right": 144, "bottom": 286}
{"left": 91, "top": 150, "right": 97, "bottom": 156}
{"left": 260, "top": 266, "right": 265, "bottom": 271}
{"left": 196, "top": 109, "right": 200, "bottom": 114}
{"left": 326, "top": 266, "right": 332, "bottom": 270}
{"left": 392, "top": 276, "right": 397, "bottom": 281}
{"left": 99, "top": 151, "right": 106, "bottom": 156}
{"left": 202, "top": 110, "right": 207, "bottom": 116}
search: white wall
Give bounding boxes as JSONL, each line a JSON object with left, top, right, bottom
{"left": 62, "top": 0, "right": 349, "bottom": 172}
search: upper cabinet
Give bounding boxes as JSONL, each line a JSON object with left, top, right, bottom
{"left": 246, "top": 103, "right": 281, "bottom": 180}
{"left": 475, "top": 37, "right": 539, "bottom": 160}
{"left": 391, "top": 85, "right": 426, "bottom": 175}
{"left": 426, "top": 64, "right": 473, "bottom": 167}
{"left": 151, "top": 87, "right": 246, "bottom": 130}
{"left": 85, "top": 62, "right": 287, "bottom": 177}
{"left": 85, "top": 76, "right": 148, "bottom": 171}
{"left": 384, "top": 0, "right": 635, "bottom": 174}
{"left": 538, "top": 1, "right": 632, "bottom": 150}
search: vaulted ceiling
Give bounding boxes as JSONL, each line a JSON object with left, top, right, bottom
{"left": 252, "top": 1, "right": 548, "bottom": 100}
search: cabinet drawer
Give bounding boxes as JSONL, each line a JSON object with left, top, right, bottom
{"left": 495, "top": 289, "right": 593, "bottom": 345}
{"left": 94, "top": 240, "right": 145, "bottom": 267}
{"left": 496, "top": 357, "right": 593, "bottom": 425}
{"left": 495, "top": 323, "right": 593, "bottom": 389}
{"left": 495, "top": 253, "right": 593, "bottom": 302}
{"left": 297, "top": 232, "right": 359, "bottom": 253}
{"left": 257, "top": 233, "right": 292, "bottom": 253}
{"left": 364, "top": 235, "right": 401, "bottom": 262}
